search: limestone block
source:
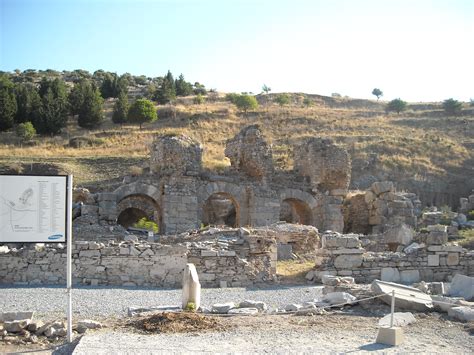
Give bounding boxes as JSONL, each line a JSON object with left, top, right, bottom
{"left": 334, "top": 254, "right": 363, "bottom": 269}
{"left": 364, "top": 191, "right": 376, "bottom": 204}
{"left": 426, "top": 231, "right": 448, "bottom": 245}
{"left": 400, "top": 270, "right": 420, "bottom": 284}
{"left": 378, "top": 312, "right": 416, "bottom": 327}
{"left": 376, "top": 327, "right": 404, "bottom": 346}
{"left": 381, "top": 267, "right": 400, "bottom": 283}
{"left": 182, "top": 263, "right": 201, "bottom": 310}
{"left": 427, "top": 254, "right": 440, "bottom": 266}
{"left": 383, "top": 224, "right": 414, "bottom": 246}
{"left": 448, "top": 306, "right": 474, "bottom": 322}
{"left": 81, "top": 205, "right": 98, "bottom": 216}
{"left": 239, "top": 300, "right": 268, "bottom": 311}
{"left": 228, "top": 308, "right": 259, "bottom": 315}
{"left": 446, "top": 253, "right": 459, "bottom": 266}
{"left": 322, "top": 232, "right": 361, "bottom": 249}
{"left": 79, "top": 250, "right": 100, "bottom": 258}
{"left": 201, "top": 250, "right": 218, "bottom": 257}
{"left": 212, "top": 302, "right": 235, "bottom": 314}
{"left": 371, "top": 181, "right": 395, "bottom": 195}
{"left": 448, "top": 274, "right": 474, "bottom": 301}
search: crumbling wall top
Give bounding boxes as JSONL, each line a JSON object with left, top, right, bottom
{"left": 150, "top": 134, "right": 202, "bottom": 176}
{"left": 224, "top": 125, "right": 273, "bottom": 180}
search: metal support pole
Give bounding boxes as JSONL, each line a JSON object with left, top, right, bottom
{"left": 390, "top": 290, "right": 395, "bottom": 328}
{"left": 66, "top": 175, "right": 73, "bottom": 343}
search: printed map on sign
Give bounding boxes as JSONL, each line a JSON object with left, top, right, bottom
{"left": 0, "top": 175, "right": 67, "bottom": 242}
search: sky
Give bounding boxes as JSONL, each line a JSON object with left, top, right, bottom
{"left": 1, "top": 0, "right": 473, "bottom": 102}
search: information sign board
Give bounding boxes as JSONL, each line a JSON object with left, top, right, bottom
{"left": 0, "top": 175, "right": 67, "bottom": 242}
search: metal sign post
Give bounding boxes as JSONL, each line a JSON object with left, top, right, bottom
{"left": 66, "top": 175, "right": 73, "bottom": 342}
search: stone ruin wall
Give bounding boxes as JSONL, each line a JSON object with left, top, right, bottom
{"left": 311, "top": 231, "right": 473, "bottom": 284}
{"left": 0, "top": 230, "right": 277, "bottom": 288}
{"left": 73, "top": 125, "right": 353, "bottom": 236}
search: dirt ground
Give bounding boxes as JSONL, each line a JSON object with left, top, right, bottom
{"left": 2, "top": 309, "right": 472, "bottom": 354}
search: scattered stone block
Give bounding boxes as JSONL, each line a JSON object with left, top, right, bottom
{"left": 322, "top": 292, "right": 356, "bottom": 305}
{"left": 4, "top": 320, "right": 30, "bottom": 333}
{"left": 285, "top": 304, "right": 303, "bottom": 312}
{"left": 383, "top": 224, "right": 414, "bottom": 246}
{"left": 372, "top": 181, "right": 394, "bottom": 195}
{"left": 448, "top": 274, "right": 474, "bottom": 301}
{"left": 212, "top": 302, "right": 235, "bottom": 314}
{"left": 378, "top": 312, "right": 416, "bottom": 327}
{"left": 239, "top": 300, "right": 268, "bottom": 311}
{"left": 0, "top": 312, "right": 34, "bottom": 322}
{"left": 227, "top": 308, "right": 258, "bottom": 315}
{"left": 76, "top": 320, "right": 103, "bottom": 334}
{"left": 376, "top": 327, "right": 404, "bottom": 346}
{"left": 448, "top": 306, "right": 474, "bottom": 322}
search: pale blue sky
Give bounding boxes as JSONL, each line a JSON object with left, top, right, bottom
{"left": 1, "top": 0, "right": 473, "bottom": 101}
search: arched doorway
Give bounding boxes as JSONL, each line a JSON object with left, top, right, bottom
{"left": 279, "top": 198, "right": 312, "bottom": 225}
{"left": 202, "top": 193, "right": 239, "bottom": 227}
{"left": 116, "top": 194, "right": 161, "bottom": 231}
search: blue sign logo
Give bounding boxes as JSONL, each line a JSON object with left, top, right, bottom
{"left": 48, "top": 234, "right": 63, "bottom": 240}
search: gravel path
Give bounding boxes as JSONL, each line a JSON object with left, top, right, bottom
{"left": 0, "top": 285, "right": 324, "bottom": 320}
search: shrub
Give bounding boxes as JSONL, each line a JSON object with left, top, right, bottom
{"left": 129, "top": 165, "right": 143, "bottom": 177}
{"left": 184, "top": 302, "right": 196, "bottom": 312}
{"left": 468, "top": 210, "right": 474, "bottom": 221}
{"left": 225, "top": 93, "right": 239, "bottom": 104}
{"left": 128, "top": 98, "right": 157, "bottom": 129}
{"left": 193, "top": 94, "right": 205, "bottom": 105}
{"left": 15, "top": 121, "right": 36, "bottom": 141}
{"left": 386, "top": 98, "right": 407, "bottom": 114}
{"left": 234, "top": 94, "right": 258, "bottom": 114}
{"left": 303, "top": 97, "right": 313, "bottom": 107}
{"left": 275, "top": 93, "right": 290, "bottom": 106}
{"left": 442, "top": 98, "right": 462, "bottom": 116}
{"left": 133, "top": 217, "right": 158, "bottom": 233}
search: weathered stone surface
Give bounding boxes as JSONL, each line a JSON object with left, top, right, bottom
{"left": 294, "top": 137, "right": 351, "bottom": 191}
{"left": 371, "top": 181, "right": 394, "bottom": 196}
{"left": 321, "top": 275, "right": 355, "bottom": 286}
{"left": 426, "top": 231, "right": 448, "bottom": 245}
{"left": 378, "top": 312, "right": 416, "bottom": 327}
{"left": 76, "top": 320, "right": 103, "bottom": 334}
{"left": 227, "top": 308, "right": 259, "bottom": 315}
{"left": 323, "top": 292, "right": 356, "bottom": 305}
{"left": 239, "top": 300, "right": 268, "bottom": 311}
{"left": 381, "top": 268, "right": 400, "bottom": 283}
{"left": 334, "top": 254, "right": 363, "bottom": 269}
{"left": 0, "top": 312, "right": 34, "bottom": 322}
{"left": 322, "top": 232, "right": 361, "bottom": 249}
{"left": 4, "top": 320, "right": 30, "bottom": 333}
{"left": 383, "top": 224, "right": 414, "bottom": 246}
{"left": 400, "top": 270, "right": 420, "bottom": 284}
{"left": 225, "top": 125, "right": 273, "bottom": 180}
{"left": 150, "top": 134, "right": 202, "bottom": 176}
{"left": 285, "top": 304, "right": 303, "bottom": 312}
{"left": 448, "top": 306, "right": 474, "bottom": 322}
{"left": 448, "top": 274, "right": 474, "bottom": 301}
{"left": 212, "top": 302, "right": 236, "bottom": 314}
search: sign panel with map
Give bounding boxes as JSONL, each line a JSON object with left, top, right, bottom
{"left": 0, "top": 175, "right": 67, "bottom": 242}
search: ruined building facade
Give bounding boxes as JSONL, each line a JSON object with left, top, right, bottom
{"left": 77, "top": 125, "right": 352, "bottom": 235}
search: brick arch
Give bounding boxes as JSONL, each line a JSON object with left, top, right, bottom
{"left": 197, "top": 182, "right": 248, "bottom": 227}
{"left": 279, "top": 189, "right": 319, "bottom": 227}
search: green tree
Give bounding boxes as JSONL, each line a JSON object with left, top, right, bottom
{"left": 112, "top": 91, "right": 129, "bottom": 126}
{"left": 262, "top": 84, "right": 271, "bottom": 94}
{"left": 0, "top": 75, "right": 17, "bottom": 131}
{"left": 234, "top": 94, "right": 258, "bottom": 114}
{"left": 372, "top": 88, "right": 383, "bottom": 100}
{"left": 155, "top": 70, "right": 176, "bottom": 104}
{"left": 386, "top": 98, "right": 407, "bottom": 114}
{"left": 175, "top": 74, "right": 193, "bottom": 96}
{"left": 225, "top": 93, "right": 239, "bottom": 104}
{"left": 16, "top": 121, "right": 36, "bottom": 141}
{"left": 275, "top": 93, "right": 290, "bottom": 106}
{"left": 193, "top": 82, "right": 207, "bottom": 95}
{"left": 14, "top": 82, "right": 40, "bottom": 124}
{"left": 68, "top": 79, "right": 88, "bottom": 116}
{"left": 128, "top": 98, "right": 157, "bottom": 129}
{"left": 35, "top": 88, "right": 68, "bottom": 135}
{"left": 442, "top": 98, "right": 462, "bottom": 116}
{"left": 78, "top": 82, "right": 104, "bottom": 129}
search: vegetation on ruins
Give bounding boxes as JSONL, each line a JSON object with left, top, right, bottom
{"left": 128, "top": 98, "right": 157, "bottom": 129}
{"left": 372, "top": 88, "right": 383, "bottom": 100}
{"left": 443, "top": 98, "right": 462, "bottom": 116}
{"left": 133, "top": 217, "right": 159, "bottom": 233}
{"left": 386, "top": 98, "right": 407, "bottom": 114}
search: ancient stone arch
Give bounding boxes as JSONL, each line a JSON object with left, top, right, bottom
{"left": 114, "top": 183, "right": 162, "bottom": 231}
{"left": 279, "top": 189, "right": 319, "bottom": 226}
{"left": 197, "top": 182, "right": 248, "bottom": 227}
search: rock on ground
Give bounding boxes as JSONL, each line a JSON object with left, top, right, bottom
{"left": 378, "top": 312, "right": 416, "bottom": 327}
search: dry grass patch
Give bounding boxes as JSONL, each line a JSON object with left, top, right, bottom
{"left": 277, "top": 260, "right": 314, "bottom": 283}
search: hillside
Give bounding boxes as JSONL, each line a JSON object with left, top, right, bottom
{"left": 1, "top": 93, "right": 473, "bottom": 208}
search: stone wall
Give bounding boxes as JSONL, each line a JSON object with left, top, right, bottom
{"left": 459, "top": 193, "right": 474, "bottom": 214}
{"left": 0, "top": 231, "right": 277, "bottom": 288}
{"left": 313, "top": 231, "right": 474, "bottom": 284}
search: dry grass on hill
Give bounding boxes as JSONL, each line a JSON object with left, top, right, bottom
{"left": 0, "top": 95, "right": 473, "bottom": 189}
